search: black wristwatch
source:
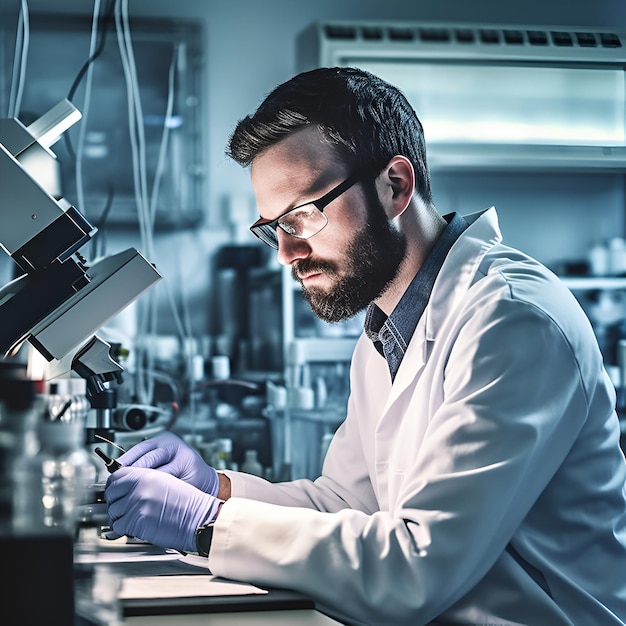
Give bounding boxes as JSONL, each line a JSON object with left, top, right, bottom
{"left": 196, "top": 501, "right": 224, "bottom": 557}
{"left": 195, "top": 524, "right": 215, "bottom": 557}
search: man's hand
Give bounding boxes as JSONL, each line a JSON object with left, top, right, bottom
{"left": 117, "top": 431, "right": 219, "bottom": 496}
{"left": 105, "top": 467, "right": 221, "bottom": 553}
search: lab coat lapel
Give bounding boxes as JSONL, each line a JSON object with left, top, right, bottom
{"left": 374, "top": 207, "right": 502, "bottom": 459}
{"left": 374, "top": 316, "right": 428, "bottom": 463}
{"left": 383, "top": 317, "right": 428, "bottom": 411}
{"left": 371, "top": 320, "right": 428, "bottom": 509}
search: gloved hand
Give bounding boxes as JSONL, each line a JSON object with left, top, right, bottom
{"left": 117, "top": 431, "right": 219, "bottom": 496}
{"left": 105, "top": 466, "right": 221, "bottom": 554}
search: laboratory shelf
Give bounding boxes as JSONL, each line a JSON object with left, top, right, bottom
{"left": 560, "top": 276, "right": 626, "bottom": 291}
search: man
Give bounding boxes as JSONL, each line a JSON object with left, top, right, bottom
{"left": 105, "top": 67, "right": 626, "bottom": 625}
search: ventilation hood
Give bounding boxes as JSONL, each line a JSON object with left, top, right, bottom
{"left": 297, "top": 22, "right": 626, "bottom": 171}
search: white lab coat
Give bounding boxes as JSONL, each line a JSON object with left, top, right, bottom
{"left": 210, "top": 208, "right": 626, "bottom": 625}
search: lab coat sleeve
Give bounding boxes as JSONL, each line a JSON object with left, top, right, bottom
{"left": 209, "top": 286, "right": 600, "bottom": 625}
{"left": 224, "top": 466, "right": 374, "bottom": 512}
{"left": 224, "top": 362, "right": 380, "bottom": 514}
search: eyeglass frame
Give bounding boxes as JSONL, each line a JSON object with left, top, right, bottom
{"left": 249, "top": 170, "right": 366, "bottom": 249}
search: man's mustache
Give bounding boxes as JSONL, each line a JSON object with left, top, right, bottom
{"left": 292, "top": 259, "right": 338, "bottom": 282}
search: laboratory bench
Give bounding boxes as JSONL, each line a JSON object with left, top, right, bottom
{"left": 123, "top": 609, "right": 341, "bottom": 625}
{"left": 72, "top": 535, "right": 343, "bottom": 626}
{"left": 113, "top": 582, "right": 342, "bottom": 625}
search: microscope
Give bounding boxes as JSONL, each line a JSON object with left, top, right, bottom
{"left": 0, "top": 98, "right": 161, "bottom": 443}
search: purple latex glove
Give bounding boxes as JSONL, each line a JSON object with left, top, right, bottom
{"left": 105, "top": 466, "right": 221, "bottom": 553}
{"left": 117, "top": 431, "right": 219, "bottom": 496}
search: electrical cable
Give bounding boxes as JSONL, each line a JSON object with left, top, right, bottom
{"left": 113, "top": 6, "right": 198, "bottom": 412}
{"left": 91, "top": 184, "right": 114, "bottom": 258}
{"left": 152, "top": 51, "right": 203, "bottom": 425}
{"left": 7, "top": 6, "right": 23, "bottom": 117}
{"left": 67, "top": 0, "right": 116, "bottom": 103}
{"left": 116, "top": 0, "right": 150, "bottom": 246}
{"left": 56, "top": 0, "right": 118, "bottom": 261}
{"left": 114, "top": 1, "right": 187, "bottom": 409}
{"left": 64, "top": 0, "right": 117, "bottom": 162}
{"left": 7, "top": 0, "right": 29, "bottom": 119}
{"left": 139, "top": 48, "right": 183, "bottom": 407}
{"left": 99, "top": 2, "right": 199, "bottom": 419}
{"left": 148, "top": 43, "right": 178, "bottom": 227}
{"left": 75, "top": 0, "right": 102, "bottom": 231}
{"left": 115, "top": 0, "right": 153, "bottom": 403}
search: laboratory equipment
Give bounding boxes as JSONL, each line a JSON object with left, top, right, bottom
{"left": 0, "top": 98, "right": 161, "bottom": 444}
{"left": 241, "top": 449, "right": 264, "bottom": 476}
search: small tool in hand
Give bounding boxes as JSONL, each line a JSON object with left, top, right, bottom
{"left": 94, "top": 446, "right": 122, "bottom": 473}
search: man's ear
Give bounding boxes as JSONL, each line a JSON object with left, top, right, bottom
{"left": 376, "top": 156, "right": 415, "bottom": 220}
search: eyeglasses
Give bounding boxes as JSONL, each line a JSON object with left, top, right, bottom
{"left": 249, "top": 171, "right": 363, "bottom": 249}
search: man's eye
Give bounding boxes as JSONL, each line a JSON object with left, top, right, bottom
{"left": 279, "top": 222, "right": 297, "bottom": 236}
{"left": 284, "top": 206, "right": 316, "bottom": 228}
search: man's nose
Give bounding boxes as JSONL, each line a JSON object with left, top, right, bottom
{"left": 276, "top": 228, "right": 312, "bottom": 266}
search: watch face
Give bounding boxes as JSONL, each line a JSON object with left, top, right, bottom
{"left": 196, "top": 524, "right": 214, "bottom": 557}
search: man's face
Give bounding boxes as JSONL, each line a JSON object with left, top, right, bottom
{"left": 250, "top": 127, "right": 407, "bottom": 323}
{"left": 293, "top": 183, "right": 406, "bottom": 322}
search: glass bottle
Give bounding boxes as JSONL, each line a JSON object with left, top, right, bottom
{"left": 0, "top": 378, "right": 49, "bottom": 534}
{"left": 241, "top": 449, "right": 264, "bottom": 477}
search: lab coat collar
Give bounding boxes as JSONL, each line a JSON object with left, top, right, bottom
{"left": 425, "top": 206, "right": 502, "bottom": 342}
{"left": 383, "top": 207, "right": 502, "bottom": 405}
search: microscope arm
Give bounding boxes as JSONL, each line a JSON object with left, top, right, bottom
{"left": 0, "top": 100, "right": 161, "bottom": 368}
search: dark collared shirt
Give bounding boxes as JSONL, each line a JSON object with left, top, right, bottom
{"left": 364, "top": 212, "right": 468, "bottom": 382}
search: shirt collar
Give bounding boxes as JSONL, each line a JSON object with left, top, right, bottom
{"left": 364, "top": 212, "right": 468, "bottom": 381}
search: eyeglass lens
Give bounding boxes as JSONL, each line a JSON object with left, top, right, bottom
{"left": 252, "top": 203, "right": 328, "bottom": 249}
{"left": 279, "top": 204, "right": 327, "bottom": 239}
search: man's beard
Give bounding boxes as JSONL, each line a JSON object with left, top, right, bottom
{"left": 293, "top": 192, "right": 407, "bottom": 323}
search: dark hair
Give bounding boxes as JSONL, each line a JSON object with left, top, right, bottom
{"left": 226, "top": 67, "right": 432, "bottom": 204}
